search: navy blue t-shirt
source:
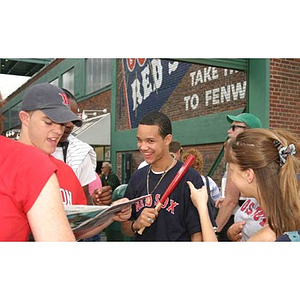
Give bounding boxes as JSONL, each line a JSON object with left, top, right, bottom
{"left": 125, "top": 161, "right": 204, "bottom": 241}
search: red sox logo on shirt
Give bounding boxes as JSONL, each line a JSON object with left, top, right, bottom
{"left": 60, "top": 188, "right": 73, "bottom": 205}
{"left": 240, "top": 198, "right": 267, "bottom": 226}
{"left": 135, "top": 194, "right": 179, "bottom": 214}
{"left": 59, "top": 92, "right": 69, "bottom": 106}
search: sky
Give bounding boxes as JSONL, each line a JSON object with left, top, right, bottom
{"left": 0, "top": 74, "right": 30, "bottom": 99}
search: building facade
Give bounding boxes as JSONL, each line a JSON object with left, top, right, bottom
{"left": 1, "top": 58, "right": 299, "bottom": 186}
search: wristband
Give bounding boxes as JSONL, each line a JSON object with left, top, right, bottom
{"left": 131, "top": 220, "right": 138, "bottom": 234}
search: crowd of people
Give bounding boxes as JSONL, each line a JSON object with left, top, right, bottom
{"left": 1, "top": 82, "right": 300, "bottom": 242}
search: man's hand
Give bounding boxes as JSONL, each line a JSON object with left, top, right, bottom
{"left": 92, "top": 186, "right": 112, "bottom": 206}
{"left": 112, "top": 198, "right": 132, "bottom": 222}
{"left": 134, "top": 208, "right": 159, "bottom": 230}
{"left": 227, "top": 221, "right": 246, "bottom": 241}
{"left": 215, "top": 198, "right": 224, "bottom": 208}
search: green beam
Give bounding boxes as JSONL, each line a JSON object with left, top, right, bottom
{"left": 110, "top": 59, "right": 118, "bottom": 172}
{"left": 112, "top": 108, "right": 244, "bottom": 152}
{"left": 3, "top": 58, "right": 52, "bottom": 65}
{"left": 176, "top": 58, "right": 248, "bottom": 71}
{"left": 247, "top": 59, "right": 270, "bottom": 128}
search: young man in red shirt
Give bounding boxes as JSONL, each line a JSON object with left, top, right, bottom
{"left": 18, "top": 83, "right": 131, "bottom": 240}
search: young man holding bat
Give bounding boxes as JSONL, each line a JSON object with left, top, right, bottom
{"left": 121, "top": 112, "right": 204, "bottom": 241}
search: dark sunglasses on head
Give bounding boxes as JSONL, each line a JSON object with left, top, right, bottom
{"left": 229, "top": 124, "right": 248, "bottom": 131}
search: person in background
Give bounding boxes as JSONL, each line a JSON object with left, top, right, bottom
{"left": 182, "top": 148, "right": 220, "bottom": 227}
{"left": 91, "top": 162, "right": 104, "bottom": 195}
{"left": 215, "top": 113, "right": 264, "bottom": 241}
{"left": 86, "top": 171, "right": 103, "bottom": 242}
{"left": 89, "top": 172, "right": 102, "bottom": 196}
{"left": 169, "top": 140, "right": 183, "bottom": 160}
{"left": 188, "top": 128, "right": 300, "bottom": 242}
{"left": 53, "top": 88, "right": 112, "bottom": 242}
{"left": 0, "top": 113, "right": 75, "bottom": 241}
{"left": 52, "top": 90, "right": 110, "bottom": 242}
{"left": 121, "top": 111, "right": 204, "bottom": 241}
{"left": 52, "top": 88, "right": 112, "bottom": 206}
{"left": 137, "top": 160, "right": 148, "bottom": 169}
{"left": 182, "top": 148, "right": 221, "bottom": 205}
{"left": 101, "top": 162, "right": 121, "bottom": 191}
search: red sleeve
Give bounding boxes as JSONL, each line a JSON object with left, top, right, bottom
{"left": 49, "top": 155, "right": 87, "bottom": 205}
{"left": 16, "top": 146, "right": 57, "bottom": 213}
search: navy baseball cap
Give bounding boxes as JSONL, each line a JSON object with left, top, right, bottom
{"left": 21, "top": 83, "right": 83, "bottom": 127}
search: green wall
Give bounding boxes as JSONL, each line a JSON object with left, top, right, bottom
{"left": 110, "top": 59, "right": 270, "bottom": 172}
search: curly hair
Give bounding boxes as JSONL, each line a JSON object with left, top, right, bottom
{"left": 182, "top": 148, "right": 204, "bottom": 174}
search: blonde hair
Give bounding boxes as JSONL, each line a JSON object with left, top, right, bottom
{"left": 225, "top": 128, "right": 300, "bottom": 237}
{"left": 102, "top": 161, "right": 112, "bottom": 171}
{"left": 182, "top": 148, "right": 204, "bottom": 174}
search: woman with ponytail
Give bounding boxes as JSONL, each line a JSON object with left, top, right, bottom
{"left": 188, "top": 128, "right": 300, "bottom": 241}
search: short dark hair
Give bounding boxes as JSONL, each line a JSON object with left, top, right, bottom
{"left": 169, "top": 140, "right": 182, "bottom": 153}
{"left": 139, "top": 111, "right": 172, "bottom": 139}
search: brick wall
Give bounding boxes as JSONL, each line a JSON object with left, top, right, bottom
{"left": 77, "top": 89, "right": 111, "bottom": 113}
{"left": 115, "top": 59, "right": 247, "bottom": 185}
{"left": 116, "top": 59, "right": 247, "bottom": 130}
{"left": 80, "top": 59, "right": 300, "bottom": 187}
{"left": 270, "top": 58, "right": 300, "bottom": 136}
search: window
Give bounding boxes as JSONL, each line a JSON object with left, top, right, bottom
{"left": 50, "top": 77, "right": 59, "bottom": 86}
{"left": 86, "top": 59, "right": 111, "bottom": 94}
{"left": 94, "top": 146, "right": 104, "bottom": 161}
{"left": 104, "top": 146, "right": 110, "bottom": 161}
{"left": 62, "top": 68, "right": 74, "bottom": 94}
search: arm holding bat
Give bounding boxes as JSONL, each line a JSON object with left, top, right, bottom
{"left": 122, "top": 112, "right": 204, "bottom": 241}
{"left": 137, "top": 155, "right": 196, "bottom": 235}
{"left": 121, "top": 155, "right": 196, "bottom": 237}
{"left": 130, "top": 207, "right": 159, "bottom": 234}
